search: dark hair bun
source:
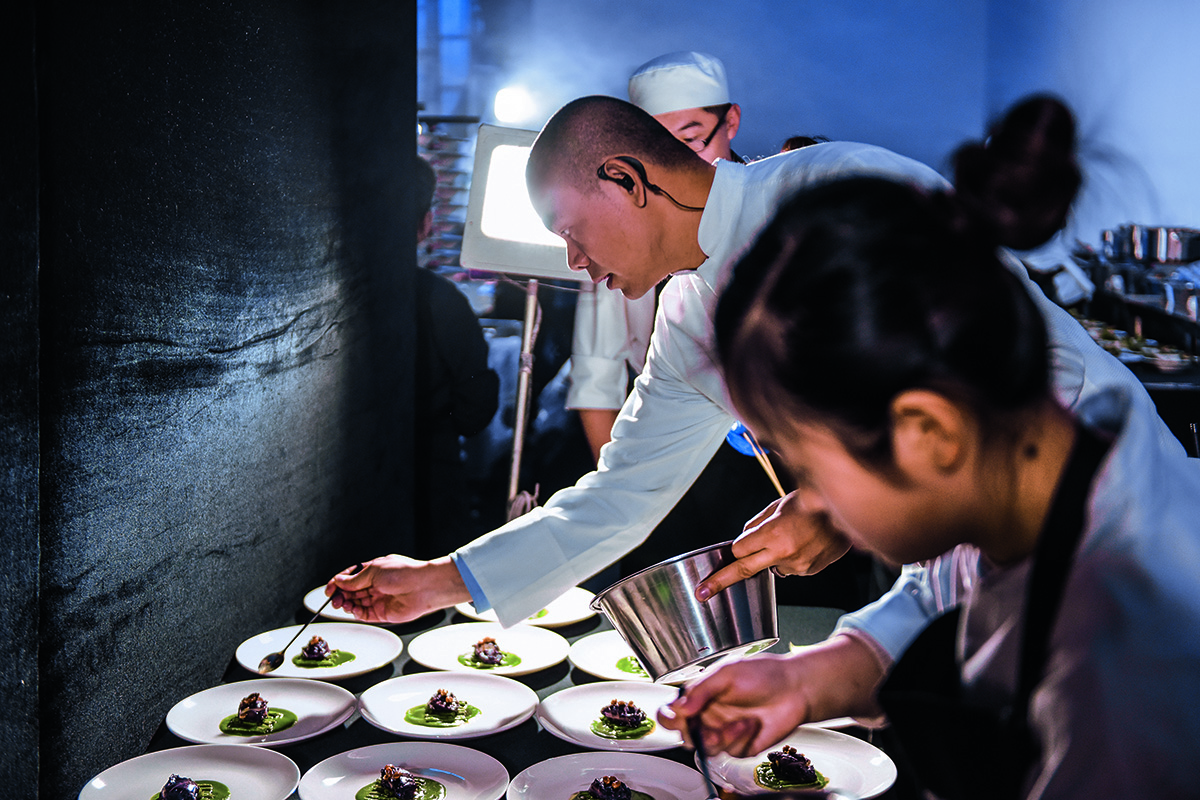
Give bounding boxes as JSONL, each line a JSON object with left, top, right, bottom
{"left": 952, "top": 95, "right": 1081, "bottom": 251}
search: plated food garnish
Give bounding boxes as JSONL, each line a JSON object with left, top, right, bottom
{"left": 292, "top": 635, "right": 356, "bottom": 668}
{"left": 591, "top": 699, "right": 656, "bottom": 740}
{"left": 355, "top": 764, "right": 447, "bottom": 800}
{"left": 568, "top": 775, "right": 655, "bottom": 800}
{"left": 403, "top": 688, "right": 482, "bottom": 728}
{"left": 753, "top": 744, "right": 829, "bottom": 791}
{"left": 615, "top": 655, "right": 648, "bottom": 678}
{"left": 155, "top": 773, "right": 231, "bottom": 800}
{"left": 217, "top": 691, "right": 298, "bottom": 737}
{"left": 457, "top": 636, "right": 521, "bottom": 669}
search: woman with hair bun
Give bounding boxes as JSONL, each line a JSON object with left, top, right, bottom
{"left": 660, "top": 97, "right": 1200, "bottom": 799}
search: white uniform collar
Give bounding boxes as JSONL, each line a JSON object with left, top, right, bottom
{"left": 694, "top": 159, "right": 747, "bottom": 291}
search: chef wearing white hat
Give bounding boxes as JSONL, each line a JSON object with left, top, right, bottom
{"left": 568, "top": 51, "right": 744, "bottom": 462}
{"left": 626, "top": 51, "right": 743, "bottom": 165}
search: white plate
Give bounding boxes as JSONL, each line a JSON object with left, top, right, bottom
{"left": 235, "top": 622, "right": 402, "bottom": 680}
{"left": 507, "top": 752, "right": 707, "bottom": 800}
{"left": 299, "top": 742, "right": 509, "bottom": 800}
{"left": 78, "top": 744, "right": 299, "bottom": 800}
{"left": 454, "top": 587, "right": 596, "bottom": 628}
{"left": 165, "top": 678, "right": 356, "bottom": 746}
{"left": 303, "top": 585, "right": 369, "bottom": 622}
{"left": 568, "top": 630, "right": 652, "bottom": 683}
{"left": 703, "top": 726, "right": 897, "bottom": 799}
{"left": 536, "top": 681, "right": 683, "bottom": 752}
{"left": 358, "top": 671, "right": 538, "bottom": 739}
{"left": 407, "top": 622, "right": 569, "bottom": 677}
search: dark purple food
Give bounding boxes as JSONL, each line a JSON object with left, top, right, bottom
{"left": 588, "top": 776, "right": 631, "bottom": 800}
{"left": 301, "top": 635, "right": 331, "bottom": 660}
{"left": 767, "top": 745, "right": 819, "bottom": 784}
{"left": 160, "top": 774, "right": 200, "bottom": 800}
{"left": 472, "top": 636, "right": 504, "bottom": 665}
{"left": 425, "top": 688, "right": 462, "bottom": 715}
{"left": 379, "top": 764, "right": 422, "bottom": 800}
{"left": 600, "top": 699, "right": 647, "bottom": 728}
{"left": 237, "top": 691, "right": 269, "bottom": 725}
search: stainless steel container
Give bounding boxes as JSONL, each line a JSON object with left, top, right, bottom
{"left": 591, "top": 541, "right": 778, "bottom": 683}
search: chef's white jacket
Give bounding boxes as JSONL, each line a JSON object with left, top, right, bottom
{"left": 566, "top": 283, "right": 656, "bottom": 411}
{"left": 454, "top": 141, "right": 1180, "bottom": 628}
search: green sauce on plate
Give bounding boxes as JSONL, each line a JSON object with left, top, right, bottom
{"left": 150, "top": 780, "right": 230, "bottom": 800}
{"left": 616, "top": 655, "right": 648, "bottom": 677}
{"left": 456, "top": 651, "right": 520, "bottom": 669}
{"left": 355, "top": 776, "right": 446, "bottom": 800}
{"left": 753, "top": 762, "right": 829, "bottom": 791}
{"left": 403, "top": 703, "right": 482, "bottom": 727}
{"left": 218, "top": 708, "right": 298, "bottom": 736}
{"left": 292, "top": 650, "right": 356, "bottom": 668}
{"left": 590, "top": 716, "right": 656, "bottom": 739}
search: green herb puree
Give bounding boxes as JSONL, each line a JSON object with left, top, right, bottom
{"left": 456, "top": 651, "right": 521, "bottom": 669}
{"left": 354, "top": 776, "right": 446, "bottom": 800}
{"left": 403, "top": 703, "right": 482, "bottom": 727}
{"left": 218, "top": 708, "right": 298, "bottom": 736}
{"left": 150, "top": 780, "right": 230, "bottom": 800}
{"left": 753, "top": 762, "right": 829, "bottom": 791}
{"left": 590, "top": 716, "right": 656, "bottom": 739}
{"left": 616, "top": 655, "right": 648, "bottom": 677}
{"left": 292, "top": 650, "right": 356, "bottom": 668}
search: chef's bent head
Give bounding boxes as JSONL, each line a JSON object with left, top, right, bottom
{"left": 526, "top": 95, "right": 712, "bottom": 300}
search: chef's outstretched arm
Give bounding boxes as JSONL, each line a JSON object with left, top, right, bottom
{"left": 695, "top": 490, "right": 851, "bottom": 601}
{"left": 326, "top": 555, "right": 470, "bottom": 624}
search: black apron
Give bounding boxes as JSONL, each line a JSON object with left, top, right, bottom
{"left": 876, "top": 425, "right": 1111, "bottom": 800}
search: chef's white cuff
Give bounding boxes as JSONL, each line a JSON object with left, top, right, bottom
{"left": 450, "top": 551, "right": 491, "bottom": 613}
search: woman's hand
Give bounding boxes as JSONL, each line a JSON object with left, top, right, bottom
{"left": 657, "top": 634, "right": 886, "bottom": 758}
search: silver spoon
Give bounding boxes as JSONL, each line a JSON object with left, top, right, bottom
{"left": 257, "top": 563, "right": 363, "bottom": 674}
{"left": 688, "top": 708, "right": 720, "bottom": 799}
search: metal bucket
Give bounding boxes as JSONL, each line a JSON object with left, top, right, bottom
{"left": 590, "top": 541, "right": 778, "bottom": 684}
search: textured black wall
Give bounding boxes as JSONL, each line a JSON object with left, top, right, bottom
{"left": 20, "top": 1, "right": 416, "bottom": 794}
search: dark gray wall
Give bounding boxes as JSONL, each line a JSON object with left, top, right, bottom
{"left": 3, "top": 2, "right": 416, "bottom": 795}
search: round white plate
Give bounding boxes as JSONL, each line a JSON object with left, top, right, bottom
{"left": 407, "top": 622, "right": 569, "bottom": 677}
{"left": 703, "top": 726, "right": 897, "bottom": 799}
{"left": 568, "top": 630, "right": 652, "bottom": 683}
{"left": 507, "top": 752, "right": 707, "bottom": 800}
{"left": 235, "top": 622, "right": 402, "bottom": 680}
{"left": 299, "top": 742, "right": 508, "bottom": 800}
{"left": 358, "top": 671, "right": 538, "bottom": 740}
{"left": 454, "top": 587, "right": 596, "bottom": 628}
{"left": 165, "top": 678, "right": 356, "bottom": 746}
{"left": 536, "top": 680, "right": 683, "bottom": 752}
{"left": 78, "top": 744, "right": 299, "bottom": 800}
{"left": 303, "top": 585, "right": 367, "bottom": 622}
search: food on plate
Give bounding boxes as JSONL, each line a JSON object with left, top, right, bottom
{"left": 355, "top": 764, "right": 447, "bottom": 800}
{"left": 568, "top": 775, "right": 655, "bottom": 800}
{"left": 753, "top": 744, "right": 829, "bottom": 791}
{"left": 403, "top": 688, "right": 483, "bottom": 727}
{"left": 457, "top": 636, "right": 521, "bottom": 669}
{"left": 292, "top": 635, "right": 356, "bottom": 668}
{"left": 217, "top": 691, "right": 298, "bottom": 736}
{"left": 615, "top": 654, "right": 648, "bottom": 677}
{"left": 155, "top": 774, "right": 231, "bottom": 800}
{"left": 590, "top": 698, "right": 656, "bottom": 739}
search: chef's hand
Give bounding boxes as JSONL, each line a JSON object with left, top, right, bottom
{"left": 326, "top": 555, "right": 471, "bottom": 624}
{"left": 657, "top": 634, "right": 886, "bottom": 759}
{"left": 695, "top": 491, "right": 852, "bottom": 601}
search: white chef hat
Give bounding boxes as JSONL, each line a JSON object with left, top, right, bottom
{"left": 628, "top": 51, "right": 730, "bottom": 116}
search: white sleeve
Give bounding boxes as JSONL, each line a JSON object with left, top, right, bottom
{"left": 458, "top": 296, "right": 734, "bottom": 625}
{"left": 566, "top": 285, "right": 656, "bottom": 410}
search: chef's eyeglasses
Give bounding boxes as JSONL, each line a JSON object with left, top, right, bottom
{"left": 685, "top": 103, "right": 732, "bottom": 153}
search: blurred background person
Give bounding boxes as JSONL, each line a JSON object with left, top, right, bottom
{"left": 412, "top": 155, "right": 500, "bottom": 557}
